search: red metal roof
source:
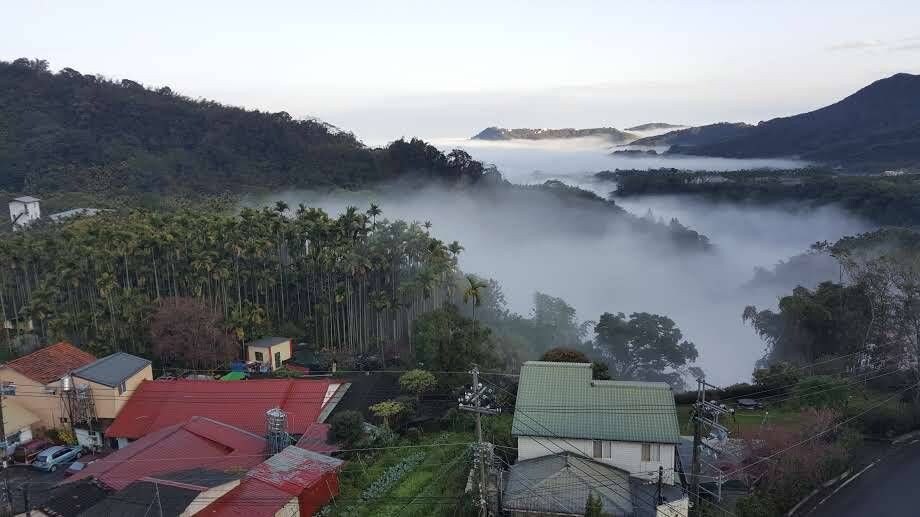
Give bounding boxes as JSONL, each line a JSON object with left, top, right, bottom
{"left": 197, "top": 477, "right": 293, "bottom": 517}
{"left": 295, "top": 423, "right": 338, "bottom": 454}
{"left": 3, "top": 342, "right": 95, "bottom": 384}
{"left": 200, "top": 446, "right": 343, "bottom": 517}
{"left": 67, "top": 417, "right": 267, "bottom": 491}
{"left": 248, "top": 446, "right": 343, "bottom": 495}
{"left": 105, "top": 378, "right": 332, "bottom": 439}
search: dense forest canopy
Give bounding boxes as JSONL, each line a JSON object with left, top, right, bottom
{"left": 0, "top": 58, "right": 483, "bottom": 195}
{"left": 0, "top": 204, "right": 463, "bottom": 362}
{"left": 611, "top": 169, "right": 920, "bottom": 227}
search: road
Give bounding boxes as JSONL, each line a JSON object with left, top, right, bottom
{"left": 810, "top": 438, "right": 920, "bottom": 517}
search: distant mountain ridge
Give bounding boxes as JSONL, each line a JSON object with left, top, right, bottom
{"left": 472, "top": 126, "right": 636, "bottom": 142}
{"left": 625, "top": 122, "right": 685, "bottom": 132}
{"left": 677, "top": 73, "right": 920, "bottom": 167}
{"left": 630, "top": 122, "right": 754, "bottom": 147}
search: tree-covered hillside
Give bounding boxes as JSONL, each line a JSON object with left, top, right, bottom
{"left": 0, "top": 58, "right": 483, "bottom": 195}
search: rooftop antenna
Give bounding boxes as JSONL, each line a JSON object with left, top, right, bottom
{"left": 266, "top": 407, "right": 291, "bottom": 456}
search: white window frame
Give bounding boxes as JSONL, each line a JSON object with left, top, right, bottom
{"left": 592, "top": 440, "right": 612, "bottom": 459}
{"left": 641, "top": 443, "right": 661, "bottom": 462}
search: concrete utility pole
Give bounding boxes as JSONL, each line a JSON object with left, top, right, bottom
{"left": 459, "top": 365, "right": 501, "bottom": 517}
{"left": 690, "top": 376, "right": 731, "bottom": 517}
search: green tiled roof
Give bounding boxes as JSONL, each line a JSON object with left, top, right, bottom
{"left": 511, "top": 361, "right": 680, "bottom": 444}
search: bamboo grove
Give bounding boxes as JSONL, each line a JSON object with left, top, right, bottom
{"left": 0, "top": 203, "right": 465, "bottom": 359}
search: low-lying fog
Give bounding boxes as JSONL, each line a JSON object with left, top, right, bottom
{"left": 244, "top": 138, "right": 868, "bottom": 386}
{"left": 433, "top": 137, "right": 810, "bottom": 195}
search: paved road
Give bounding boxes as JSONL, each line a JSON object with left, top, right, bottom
{"left": 810, "top": 438, "right": 920, "bottom": 517}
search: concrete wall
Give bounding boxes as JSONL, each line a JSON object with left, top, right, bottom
{"left": 247, "top": 342, "right": 292, "bottom": 371}
{"left": 0, "top": 368, "right": 66, "bottom": 430}
{"left": 658, "top": 496, "right": 689, "bottom": 516}
{"left": 517, "top": 435, "right": 676, "bottom": 485}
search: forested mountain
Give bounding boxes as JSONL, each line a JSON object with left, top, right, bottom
{"left": 624, "top": 122, "right": 685, "bottom": 131}
{"left": 0, "top": 58, "right": 483, "bottom": 194}
{"left": 629, "top": 122, "right": 753, "bottom": 147}
{"left": 471, "top": 126, "right": 636, "bottom": 142}
{"left": 680, "top": 73, "right": 920, "bottom": 167}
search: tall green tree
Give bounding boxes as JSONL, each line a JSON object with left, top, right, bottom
{"left": 593, "top": 312, "right": 699, "bottom": 388}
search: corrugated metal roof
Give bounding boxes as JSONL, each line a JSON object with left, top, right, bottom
{"left": 67, "top": 417, "right": 267, "bottom": 491}
{"left": 3, "top": 342, "right": 96, "bottom": 384}
{"left": 198, "top": 477, "right": 293, "bottom": 517}
{"left": 503, "top": 453, "right": 634, "bottom": 516}
{"left": 12, "top": 196, "right": 40, "bottom": 203}
{"left": 511, "top": 361, "right": 680, "bottom": 444}
{"left": 105, "top": 378, "right": 332, "bottom": 439}
{"left": 248, "top": 446, "right": 343, "bottom": 495}
{"left": 295, "top": 423, "right": 338, "bottom": 454}
{"left": 247, "top": 336, "right": 290, "bottom": 348}
{"left": 72, "top": 352, "right": 150, "bottom": 387}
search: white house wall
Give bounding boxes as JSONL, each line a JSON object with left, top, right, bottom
{"left": 517, "top": 435, "right": 675, "bottom": 485}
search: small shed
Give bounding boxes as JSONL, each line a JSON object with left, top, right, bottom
{"left": 246, "top": 337, "right": 293, "bottom": 371}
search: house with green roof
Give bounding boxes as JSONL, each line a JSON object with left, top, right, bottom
{"left": 509, "top": 361, "right": 685, "bottom": 515}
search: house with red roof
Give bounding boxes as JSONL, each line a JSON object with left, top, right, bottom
{"left": 105, "top": 378, "right": 346, "bottom": 448}
{"left": 65, "top": 417, "right": 344, "bottom": 517}
{"left": 200, "top": 445, "right": 344, "bottom": 517}
{"left": 0, "top": 342, "right": 96, "bottom": 431}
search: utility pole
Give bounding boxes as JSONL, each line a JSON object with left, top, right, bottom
{"left": 21, "top": 483, "right": 30, "bottom": 517}
{"left": 656, "top": 465, "right": 664, "bottom": 506}
{"left": 459, "top": 365, "right": 500, "bottom": 517}
{"left": 690, "top": 376, "right": 731, "bottom": 517}
{"left": 690, "top": 378, "right": 702, "bottom": 517}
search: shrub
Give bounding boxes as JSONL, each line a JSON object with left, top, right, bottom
{"left": 329, "top": 410, "right": 365, "bottom": 446}
{"left": 370, "top": 400, "right": 405, "bottom": 428}
{"left": 399, "top": 369, "right": 437, "bottom": 401}
{"left": 790, "top": 376, "right": 850, "bottom": 410}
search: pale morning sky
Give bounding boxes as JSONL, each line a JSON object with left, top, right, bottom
{"left": 3, "top": 0, "right": 919, "bottom": 143}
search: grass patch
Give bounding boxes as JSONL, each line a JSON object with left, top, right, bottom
{"left": 324, "top": 430, "right": 475, "bottom": 517}
{"left": 677, "top": 404, "right": 802, "bottom": 437}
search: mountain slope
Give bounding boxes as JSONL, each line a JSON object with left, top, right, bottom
{"left": 472, "top": 126, "right": 636, "bottom": 142}
{"left": 629, "top": 122, "right": 753, "bottom": 147}
{"left": 625, "top": 122, "right": 685, "bottom": 132}
{"left": 0, "top": 58, "right": 485, "bottom": 195}
{"left": 682, "top": 73, "right": 920, "bottom": 166}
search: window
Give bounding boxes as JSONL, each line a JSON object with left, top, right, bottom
{"left": 117, "top": 381, "right": 127, "bottom": 395}
{"left": 641, "top": 443, "right": 661, "bottom": 462}
{"left": 592, "top": 440, "right": 612, "bottom": 459}
{"left": 254, "top": 351, "right": 264, "bottom": 362}
{"left": 274, "top": 351, "right": 282, "bottom": 366}
{"left": 0, "top": 381, "right": 15, "bottom": 395}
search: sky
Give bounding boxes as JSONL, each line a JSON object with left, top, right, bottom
{"left": 3, "top": 0, "right": 920, "bottom": 143}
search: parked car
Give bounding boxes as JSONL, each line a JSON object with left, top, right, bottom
{"left": 32, "top": 445, "right": 83, "bottom": 472}
{"left": 737, "top": 398, "right": 764, "bottom": 410}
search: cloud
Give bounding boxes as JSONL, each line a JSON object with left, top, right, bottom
{"left": 891, "top": 42, "right": 920, "bottom": 52}
{"left": 826, "top": 39, "right": 884, "bottom": 51}
{"left": 826, "top": 36, "right": 920, "bottom": 52}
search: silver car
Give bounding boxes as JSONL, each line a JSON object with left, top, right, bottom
{"left": 32, "top": 445, "right": 83, "bottom": 472}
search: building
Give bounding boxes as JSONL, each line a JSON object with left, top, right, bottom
{"left": 105, "top": 378, "right": 347, "bottom": 446}
{"left": 506, "top": 361, "right": 687, "bottom": 516}
{"left": 246, "top": 336, "right": 293, "bottom": 371}
{"left": 0, "top": 397, "right": 40, "bottom": 452}
{"left": 0, "top": 342, "right": 96, "bottom": 430}
{"left": 502, "top": 452, "right": 686, "bottom": 517}
{"left": 65, "top": 417, "right": 343, "bottom": 517}
{"left": 69, "top": 352, "right": 153, "bottom": 448}
{"left": 201, "top": 445, "right": 344, "bottom": 516}
{"left": 8, "top": 196, "right": 41, "bottom": 229}
{"left": 7, "top": 196, "right": 103, "bottom": 232}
